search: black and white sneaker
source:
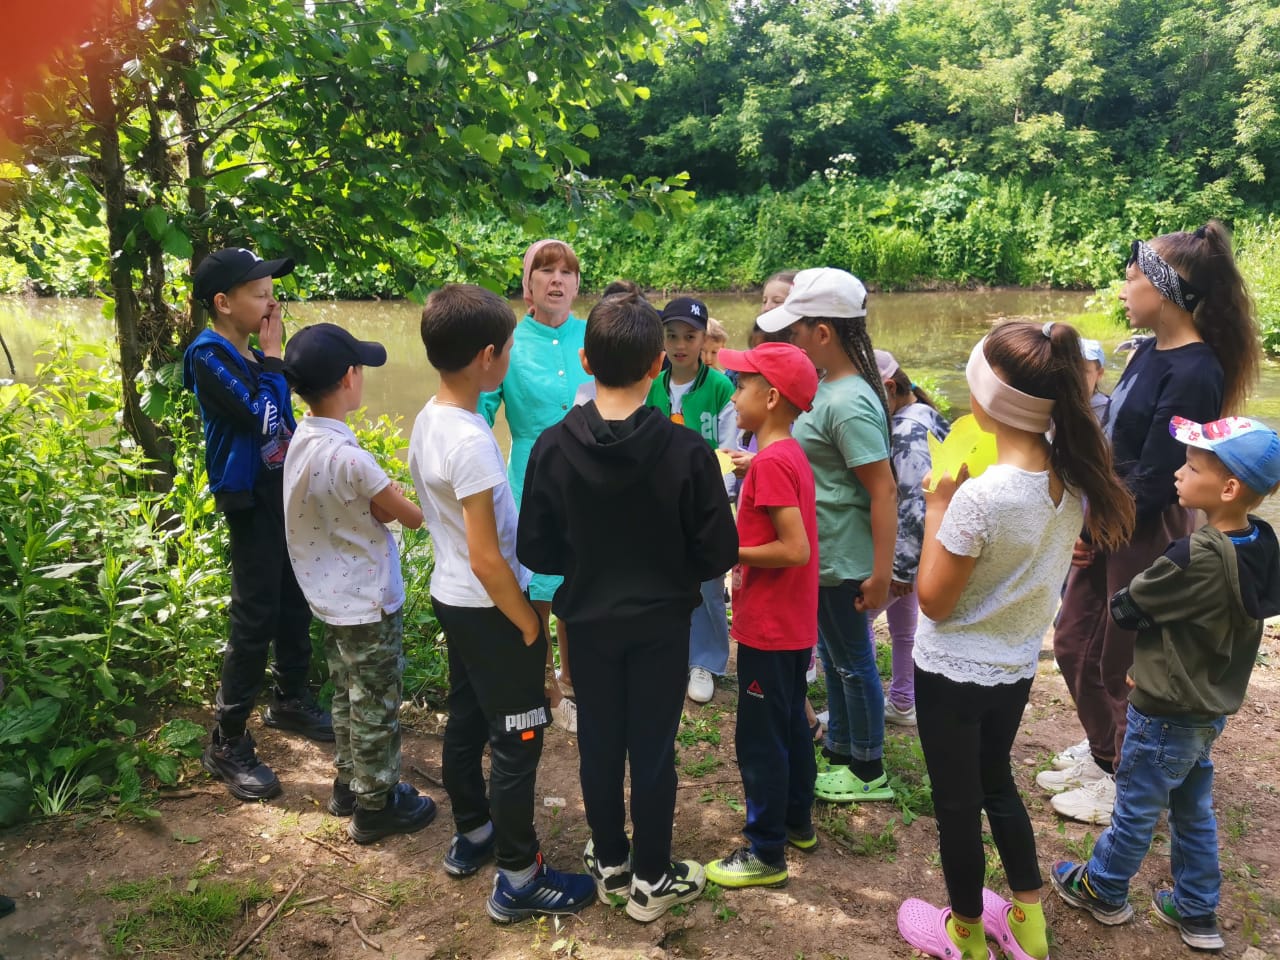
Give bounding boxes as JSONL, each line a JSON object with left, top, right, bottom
{"left": 583, "top": 838, "right": 632, "bottom": 905}
{"left": 625, "top": 859, "right": 705, "bottom": 922}
{"left": 1153, "top": 890, "right": 1225, "bottom": 952}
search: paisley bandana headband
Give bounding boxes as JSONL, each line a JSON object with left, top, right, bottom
{"left": 966, "top": 337, "right": 1055, "bottom": 434}
{"left": 1128, "top": 240, "right": 1202, "bottom": 313}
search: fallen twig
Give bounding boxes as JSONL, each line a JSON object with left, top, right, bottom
{"left": 350, "top": 913, "right": 383, "bottom": 952}
{"left": 293, "top": 894, "right": 329, "bottom": 908}
{"left": 335, "top": 881, "right": 391, "bottom": 907}
{"left": 676, "top": 778, "right": 741, "bottom": 790}
{"left": 303, "top": 834, "right": 357, "bottom": 864}
{"left": 228, "top": 872, "right": 304, "bottom": 958}
{"left": 408, "top": 763, "right": 444, "bottom": 788}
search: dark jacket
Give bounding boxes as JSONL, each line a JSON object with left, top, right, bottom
{"left": 1111, "top": 518, "right": 1280, "bottom": 717}
{"left": 517, "top": 402, "right": 738, "bottom": 627}
{"left": 182, "top": 328, "right": 296, "bottom": 512}
{"left": 1104, "top": 339, "right": 1223, "bottom": 531}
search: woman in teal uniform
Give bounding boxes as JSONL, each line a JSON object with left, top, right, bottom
{"left": 480, "top": 239, "right": 589, "bottom": 731}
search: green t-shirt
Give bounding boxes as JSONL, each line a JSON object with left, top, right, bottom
{"left": 793, "top": 374, "right": 891, "bottom": 586}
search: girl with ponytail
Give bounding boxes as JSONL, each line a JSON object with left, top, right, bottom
{"left": 1047, "top": 221, "right": 1260, "bottom": 826}
{"left": 898, "top": 321, "right": 1134, "bottom": 960}
{"left": 756, "top": 268, "right": 898, "bottom": 806}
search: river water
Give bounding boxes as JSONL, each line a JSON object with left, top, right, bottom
{"left": 5, "top": 290, "right": 1280, "bottom": 521}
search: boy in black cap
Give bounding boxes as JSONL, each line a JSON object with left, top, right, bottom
{"left": 281, "top": 323, "right": 436, "bottom": 843}
{"left": 645, "top": 296, "right": 738, "bottom": 703}
{"left": 182, "top": 247, "right": 332, "bottom": 801}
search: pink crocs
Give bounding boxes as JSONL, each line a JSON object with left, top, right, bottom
{"left": 897, "top": 898, "right": 995, "bottom": 960}
{"left": 981, "top": 888, "right": 1046, "bottom": 960}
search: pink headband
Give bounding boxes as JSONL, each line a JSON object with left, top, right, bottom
{"left": 521, "top": 238, "right": 580, "bottom": 311}
{"left": 966, "top": 338, "right": 1055, "bottom": 433}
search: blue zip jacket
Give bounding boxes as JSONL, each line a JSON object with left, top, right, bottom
{"left": 182, "top": 328, "right": 296, "bottom": 511}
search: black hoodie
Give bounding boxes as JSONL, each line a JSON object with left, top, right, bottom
{"left": 518, "top": 402, "right": 739, "bottom": 627}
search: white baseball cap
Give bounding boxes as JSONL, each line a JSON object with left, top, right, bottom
{"left": 757, "top": 267, "right": 868, "bottom": 332}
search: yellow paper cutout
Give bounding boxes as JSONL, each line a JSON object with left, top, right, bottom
{"left": 925, "top": 414, "right": 998, "bottom": 491}
{"left": 715, "top": 449, "right": 736, "bottom": 475}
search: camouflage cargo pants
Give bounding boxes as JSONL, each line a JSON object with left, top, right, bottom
{"left": 325, "top": 610, "right": 404, "bottom": 810}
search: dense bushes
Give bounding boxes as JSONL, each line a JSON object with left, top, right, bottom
{"left": 0, "top": 337, "right": 443, "bottom": 825}
{"left": 6, "top": 173, "right": 1280, "bottom": 348}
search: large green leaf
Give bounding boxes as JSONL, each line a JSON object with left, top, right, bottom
{"left": 0, "top": 698, "right": 61, "bottom": 746}
{"left": 0, "top": 772, "right": 33, "bottom": 827}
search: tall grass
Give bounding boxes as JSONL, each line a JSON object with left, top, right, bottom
{"left": 0, "top": 335, "right": 443, "bottom": 826}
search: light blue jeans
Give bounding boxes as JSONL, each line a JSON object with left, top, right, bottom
{"left": 1086, "top": 704, "right": 1226, "bottom": 916}
{"left": 817, "top": 581, "right": 885, "bottom": 762}
{"left": 689, "top": 578, "right": 730, "bottom": 675}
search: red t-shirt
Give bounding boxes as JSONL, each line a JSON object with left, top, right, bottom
{"left": 730, "top": 437, "right": 819, "bottom": 651}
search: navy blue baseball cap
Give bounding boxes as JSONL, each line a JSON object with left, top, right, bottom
{"left": 193, "top": 247, "right": 294, "bottom": 308}
{"left": 284, "top": 323, "right": 386, "bottom": 394}
{"left": 660, "top": 296, "right": 710, "bottom": 330}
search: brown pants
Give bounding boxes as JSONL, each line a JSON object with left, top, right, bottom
{"left": 1052, "top": 505, "right": 1194, "bottom": 765}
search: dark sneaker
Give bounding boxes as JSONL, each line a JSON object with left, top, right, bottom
{"left": 1050, "top": 860, "right": 1133, "bottom": 924}
{"left": 1152, "top": 890, "right": 1225, "bottom": 951}
{"left": 0, "top": 894, "right": 14, "bottom": 918}
{"left": 486, "top": 854, "right": 596, "bottom": 924}
{"left": 263, "top": 695, "right": 334, "bottom": 742}
{"left": 444, "top": 826, "right": 496, "bottom": 878}
{"left": 583, "top": 838, "right": 632, "bottom": 905}
{"left": 626, "top": 860, "right": 706, "bottom": 922}
{"left": 347, "top": 788, "right": 437, "bottom": 844}
{"left": 328, "top": 778, "right": 419, "bottom": 817}
{"left": 786, "top": 825, "right": 819, "bottom": 852}
{"left": 705, "top": 846, "right": 789, "bottom": 889}
{"left": 202, "top": 731, "right": 282, "bottom": 801}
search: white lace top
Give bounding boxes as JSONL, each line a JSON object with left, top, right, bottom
{"left": 914, "top": 464, "right": 1082, "bottom": 685}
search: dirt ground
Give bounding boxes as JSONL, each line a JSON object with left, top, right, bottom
{"left": 3, "top": 626, "right": 1279, "bottom": 960}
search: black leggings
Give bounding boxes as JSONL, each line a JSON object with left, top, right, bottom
{"left": 915, "top": 668, "right": 1042, "bottom": 919}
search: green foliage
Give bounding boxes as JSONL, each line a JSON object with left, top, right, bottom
{"left": 0, "top": 335, "right": 445, "bottom": 826}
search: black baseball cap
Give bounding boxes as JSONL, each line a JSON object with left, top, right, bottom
{"left": 660, "top": 296, "right": 710, "bottom": 330}
{"left": 193, "top": 247, "right": 295, "bottom": 307}
{"left": 283, "top": 323, "right": 387, "bottom": 394}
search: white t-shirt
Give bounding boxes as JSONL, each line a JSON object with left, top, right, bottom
{"left": 914, "top": 464, "right": 1083, "bottom": 685}
{"left": 408, "top": 398, "right": 531, "bottom": 607}
{"left": 283, "top": 415, "right": 403, "bottom": 625}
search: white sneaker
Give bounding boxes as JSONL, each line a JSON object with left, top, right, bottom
{"left": 805, "top": 651, "right": 818, "bottom": 684}
{"left": 884, "top": 698, "right": 917, "bottom": 726}
{"left": 550, "top": 697, "right": 578, "bottom": 734}
{"left": 555, "top": 670, "right": 575, "bottom": 699}
{"left": 625, "top": 860, "right": 705, "bottom": 922}
{"left": 1051, "top": 774, "right": 1115, "bottom": 825}
{"left": 1036, "top": 756, "right": 1106, "bottom": 794}
{"left": 1052, "top": 737, "right": 1092, "bottom": 770}
{"left": 687, "top": 667, "right": 715, "bottom": 704}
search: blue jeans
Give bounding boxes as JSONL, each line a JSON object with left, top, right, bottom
{"left": 1086, "top": 704, "right": 1226, "bottom": 916}
{"left": 816, "top": 581, "right": 884, "bottom": 762}
{"left": 689, "top": 577, "right": 730, "bottom": 675}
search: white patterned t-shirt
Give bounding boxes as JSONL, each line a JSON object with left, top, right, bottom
{"left": 283, "top": 415, "right": 402, "bottom": 625}
{"left": 914, "top": 464, "right": 1082, "bottom": 685}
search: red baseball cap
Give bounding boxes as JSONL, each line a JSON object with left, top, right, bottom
{"left": 719, "top": 342, "right": 818, "bottom": 412}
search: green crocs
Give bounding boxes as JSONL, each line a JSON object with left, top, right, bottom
{"left": 814, "top": 765, "right": 894, "bottom": 803}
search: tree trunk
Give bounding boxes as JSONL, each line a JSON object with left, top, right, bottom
{"left": 85, "top": 46, "right": 173, "bottom": 482}
{"left": 174, "top": 45, "right": 208, "bottom": 353}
